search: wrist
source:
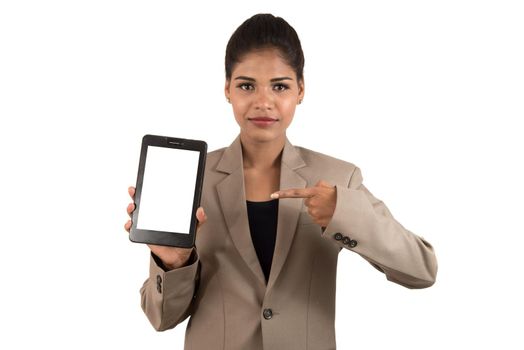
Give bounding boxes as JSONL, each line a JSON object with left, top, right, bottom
{"left": 162, "top": 250, "right": 193, "bottom": 271}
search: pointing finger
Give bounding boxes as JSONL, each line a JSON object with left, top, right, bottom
{"left": 271, "top": 187, "right": 316, "bottom": 199}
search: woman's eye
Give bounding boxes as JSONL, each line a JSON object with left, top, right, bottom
{"left": 238, "top": 83, "right": 253, "bottom": 91}
{"left": 274, "top": 83, "right": 289, "bottom": 91}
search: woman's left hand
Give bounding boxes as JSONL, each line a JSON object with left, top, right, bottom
{"left": 271, "top": 180, "right": 337, "bottom": 227}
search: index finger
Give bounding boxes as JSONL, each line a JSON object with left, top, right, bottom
{"left": 271, "top": 188, "right": 316, "bottom": 199}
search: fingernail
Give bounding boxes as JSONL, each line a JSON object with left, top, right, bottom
{"left": 270, "top": 193, "right": 279, "bottom": 199}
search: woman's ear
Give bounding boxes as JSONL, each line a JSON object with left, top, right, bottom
{"left": 224, "top": 80, "right": 231, "bottom": 102}
{"left": 298, "top": 78, "right": 305, "bottom": 103}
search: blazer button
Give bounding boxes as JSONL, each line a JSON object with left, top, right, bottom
{"left": 342, "top": 237, "right": 351, "bottom": 245}
{"left": 156, "top": 275, "right": 162, "bottom": 294}
{"left": 349, "top": 240, "right": 358, "bottom": 248}
{"left": 334, "top": 233, "right": 343, "bottom": 241}
{"left": 263, "top": 308, "right": 273, "bottom": 320}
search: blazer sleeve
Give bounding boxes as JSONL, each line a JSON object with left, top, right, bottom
{"left": 140, "top": 249, "right": 200, "bottom": 331}
{"left": 322, "top": 166, "right": 438, "bottom": 289}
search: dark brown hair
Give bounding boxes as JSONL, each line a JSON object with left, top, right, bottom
{"left": 225, "top": 13, "right": 305, "bottom": 83}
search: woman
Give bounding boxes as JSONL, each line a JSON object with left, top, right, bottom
{"left": 125, "top": 13, "right": 437, "bottom": 350}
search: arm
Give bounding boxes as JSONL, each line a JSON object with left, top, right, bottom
{"left": 126, "top": 186, "right": 205, "bottom": 330}
{"left": 322, "top": 167, "right": 438, "bottom": 289}
{"left": 140, "top": 248, "right": 200, "bottom": 331}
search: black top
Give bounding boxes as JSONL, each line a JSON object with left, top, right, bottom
{"left": 246, "top": 199, "right": 279, "bottom": 284}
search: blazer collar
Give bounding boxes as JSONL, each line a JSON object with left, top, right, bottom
{"left": 215, "top": 134, "right": 307, "bottom": 291}
{"left": 216, "top": 134, "right": 306, "bottom": 174}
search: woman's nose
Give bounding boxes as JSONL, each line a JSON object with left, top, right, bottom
{"left": 253, "top": 87, "right": 274, "bottom": 109}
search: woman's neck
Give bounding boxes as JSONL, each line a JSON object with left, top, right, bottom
{"left": 240, "top": 134, "right": 285, "bottom": 170}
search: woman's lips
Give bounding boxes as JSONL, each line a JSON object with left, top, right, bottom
{"left": 249, "top": 117, "right": 278, "bottom": 127}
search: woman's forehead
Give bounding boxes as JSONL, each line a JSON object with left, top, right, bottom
{"left": 232, "top": 49, "right": 295, "bottom": 80}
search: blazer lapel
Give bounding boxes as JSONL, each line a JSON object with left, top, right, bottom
{"left": 215, "top": 134, "right": 307, "bottom": 290}
{"left": 216, "top": 135, "right": 266, "bottom": 287}
{"left": 267, "top": 137, "right": 306, "bottom": 291}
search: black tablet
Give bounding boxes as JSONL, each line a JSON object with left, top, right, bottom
{"left": 130, "top": 134, "right": 207, "bottom": 248}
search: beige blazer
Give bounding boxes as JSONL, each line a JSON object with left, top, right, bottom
{"left": 140, "top": 135, "right": 437, "bottom": 350}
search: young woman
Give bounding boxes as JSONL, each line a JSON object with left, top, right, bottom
{"left": 125, "top": 13, "right": 437, "bottom": 350}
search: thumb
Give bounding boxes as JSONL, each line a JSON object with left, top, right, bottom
{"left": 196, "top": 206, "right": 207, "bottom": 229}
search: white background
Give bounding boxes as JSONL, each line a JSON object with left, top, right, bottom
{"left": 1, "top": 1, "right": 523, "bottom": 349}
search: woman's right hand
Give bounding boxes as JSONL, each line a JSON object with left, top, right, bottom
{"left": 124, "top": 186, "right": 207, "bottom": 270}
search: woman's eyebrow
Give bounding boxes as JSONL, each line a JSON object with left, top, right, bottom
{"left": 234, "top": 76, "right": 256, "bottom": 82}
{"left": 234, "top": 76, "right": 293, "bottom": 82}
{"left": 271, "top": 77, "right": 293, "bottom": 82}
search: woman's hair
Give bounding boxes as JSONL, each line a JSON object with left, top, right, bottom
{"left": 225, "top": 13, "right": 305, "bottom": 83}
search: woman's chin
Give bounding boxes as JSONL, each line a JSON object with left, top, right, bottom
{"left": 239, "top": 130, "right": 286, "bottom": 145}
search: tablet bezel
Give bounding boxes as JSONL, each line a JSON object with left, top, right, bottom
{"left": 129, "top": 134, "right": 207, "bottom": 248}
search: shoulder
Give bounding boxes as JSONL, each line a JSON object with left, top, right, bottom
{"left": 205, "top": 146, "right": 227, "bottom": 171}
{"left": 206, "top": 145, "right": 227, "bottom": 160}
{"left": 292, "top": 144, "right": 360, "bottom": 185}
{"left": 295, "top": 144, "right": 358, "bottom": 172}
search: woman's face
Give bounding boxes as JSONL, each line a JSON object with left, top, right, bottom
{"left": 225, "top": 47, "right": 305, "bottom": 144}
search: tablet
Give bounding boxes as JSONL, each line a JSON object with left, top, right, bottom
{"left": 130, "top": 134, "right": 207, "bottom": 248}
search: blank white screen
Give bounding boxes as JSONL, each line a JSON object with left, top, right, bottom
{"left": 136, "top": 145, "right": 200, "bottom": 234}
